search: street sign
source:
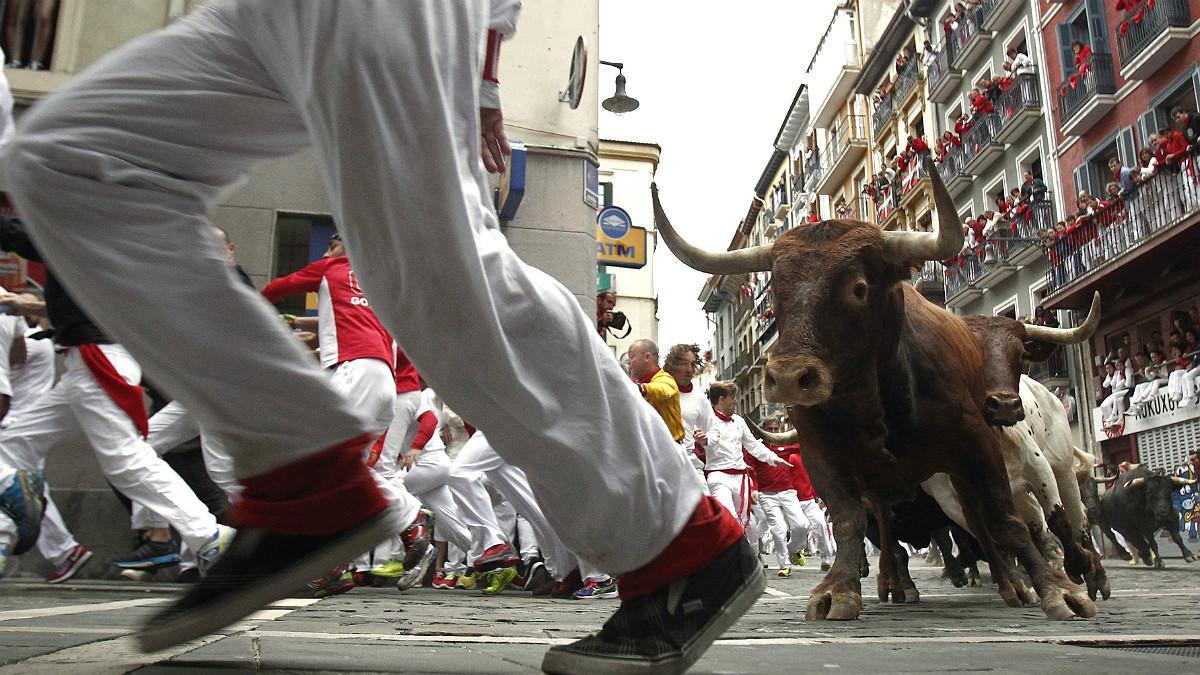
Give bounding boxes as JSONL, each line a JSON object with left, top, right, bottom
{"left": 597, "top": 205, "right": 631, "bottom": 239}
{"left": 584, "top": 160, "right": 599, "bottom": 209}
{"left": 596, "top": 224, "right": 647, "bottom": 269}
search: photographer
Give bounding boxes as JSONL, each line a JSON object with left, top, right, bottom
{"left": 595, "top": 290, "right": 629, "bottom": 341}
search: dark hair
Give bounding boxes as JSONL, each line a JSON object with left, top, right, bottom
{"left": 1170, "top": 106, "right": 1191, "bottom": 118}
{"left": 664, "top": 344, "right": 701, "bottom": 373}
{"left": 707, "top": 382, "right": 737, "bottom": 404}
{"left": 597, "top": 290, "right": 616, "bottom": 300}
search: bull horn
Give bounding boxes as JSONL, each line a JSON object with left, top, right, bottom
{"left": 651, "top": 183, "right": 774, "bottom": 275}
{"left": 1024, "top": 292, "right": 1101, "bottom": 345}
{"left": 1170, "top": 476, "right": 1198, "bottom": 486}
{"left": 744, "top": 417, "right": 799, "bottom": 445}
{"left": 1127, "top": 477, "right": 1145, "bottom": 488}
{"left": 1093, "top": 476, "right": 1112, "bottom": 484}
{"left": 880, "top": 155, "right": 964, "bottom": 263}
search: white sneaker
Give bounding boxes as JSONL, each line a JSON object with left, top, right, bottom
{"left": 194, "top": 525, "right": 236, "bottom": 576}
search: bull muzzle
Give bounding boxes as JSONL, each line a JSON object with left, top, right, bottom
{"left": 764, "top": 356, "right": 833, "bottom": 406}
{"left": 984, "top": 392, "right": 1025, "bottom": 426}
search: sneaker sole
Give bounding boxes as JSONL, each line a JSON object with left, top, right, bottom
{"left": 397, "top": 545, "right": 435, "bottom": 592}
{"left": 137, "top": 506, "right": 404, "bottom": 653}
{"left": 112, "top": 554, "right": 181, "bottom": 571}
{"left": 541, "top": 567, "right": 766, "bottom": 674}
{"left": 47, "top": 550, "right": 93, "bottom": 584}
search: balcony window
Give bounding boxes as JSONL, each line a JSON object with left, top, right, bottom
{"left": 1055, "top": 50, "right": 1117, "bottom": 129}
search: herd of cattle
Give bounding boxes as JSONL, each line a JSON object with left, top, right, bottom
{"left": 651, "top": 156, "right": 1198, "bottom": 623}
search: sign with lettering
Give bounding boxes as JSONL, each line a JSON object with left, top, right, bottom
{"left": 596, "top": 223, "right": 647, "bottom": 269}
{"left": 1093, "top": 392, "right": 1200, "bottom": 438}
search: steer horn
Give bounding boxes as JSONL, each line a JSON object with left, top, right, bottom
{"left": 1171, "top": 476, "right": 1198, "bottom": 486}
{"left": 1127, "top": 477, "right": 1146, "bottom": 488}
{"left": 1024, "top": 292, "right": 1102, "bottom": 345}
{"left": 650, "top": 183, "right": 774, "bottom": 275}
{"left": 744, "top": 417, "right": 800, "bottom": 445}
{"left": 880, "top": 155, "right": 964, "bottom": 263}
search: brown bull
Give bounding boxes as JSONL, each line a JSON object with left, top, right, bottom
{"left": 652, "top": 155, "right": 1094, "bottom": 622}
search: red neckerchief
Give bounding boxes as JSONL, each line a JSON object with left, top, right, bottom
{"left": 713, "top": 407, "right": 733, "bottom": 422}
{"left": 679, "top": 383, "right": 694, "bottom": 393}
{"left": 633, "top": 367, "right": 662, "bottom": 385}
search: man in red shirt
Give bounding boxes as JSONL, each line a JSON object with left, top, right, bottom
{"left": 263, "top": 234, "right": 428, "bottom": 589}
{"left": 745, "top": 419, "right": 813, "bottom": 577}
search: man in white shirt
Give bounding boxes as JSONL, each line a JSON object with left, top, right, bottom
{"left": 703, "top": 383, "right": 790, "bottom": 527}
{"left": 664, "top": 344, "right": 710, "bottom": 474}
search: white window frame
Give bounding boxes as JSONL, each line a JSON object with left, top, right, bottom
{"left": 993, "top": 293, "right": 1020, "bottom": 318}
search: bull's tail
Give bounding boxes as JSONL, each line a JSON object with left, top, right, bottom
{"left": 1073, "top": 447, "right": 1096, "bottom": 480}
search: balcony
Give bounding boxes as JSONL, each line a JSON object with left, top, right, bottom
{"left": 1027, "top": 348, "right": 1069, "bottom": 385}
{"left": 949, "top": 6, "right": 993, "bottom": 70}
{"left": 995, "top": 73, "right": 1042, "bottom": 143}
{"left": 1116, "top": 0, "right": 1191, "bottom": 81}
{"left": 936, "top": 144, "right": 973, "bottom": 197}
{"left": 733, "top": 352, "right": 754, "bottom": 379}
{"left": 914, "top": 260, "right": 946, "bottom": 303}
{"left": 1007, "top": 198, "right": 1055, "bottom": 267}
{"left": 927, "top": 47, "right": 962, "bottom": 104}
{"left": 748, "top": 402, "right": 786, "bottom": 427}
{"left": 872, "top": 91, "right": 897, "bottom": 138}
{"left": 1044, "top": 169, "right": 1200, "bottom": 301}
{"left": 944, "top": 255, "right": 984, "bottom": 307}
{"left": 804, "top": 152, "right": 824, "bottom": 194}
{"left": 1056, "top": 51, "right": 1118, "bottom": 137}
{"left": 973, "top": 232, "right": 1035, "bottom": 288}
{"left": 815, "top": 115, "right": 868, "bottom": 196}
{"left": 809, "top": 10, "right": 863, "bottom": 128}
{"left": 961, "top": 112, "right": 1005, "bottom": 175}
{"left": 894, "top": 58, "right": 923, "bottom": 109}
{"left": 980, "top": 0, "right": 1023, "bottom": 32}
{"left": 898, "top": 158, "right": 930, "bottom": 209}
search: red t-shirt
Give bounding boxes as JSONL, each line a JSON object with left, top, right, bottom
{"left": 393, "top": 346, "right": 420, "bottom": 393}
{"left": 746, "top": 445, "right": 799, "bottom": 493}
{"left": 262, "top": 256, "right": 394, "bottom": 370}
{"left": 777, "top": 443, "right": 816, "bottom": 500}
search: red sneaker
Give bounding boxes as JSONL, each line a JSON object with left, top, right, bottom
{"left": 431, "top": 571, "right": 456, "bottom": 590}
{"left": 474, "top": 542, "right": 519, "bottom": 573}
{"left": 400, "top": 509, "right": 433, "bottom": 571}
{"left": 47, "top": 544, "right": 93, "bottom": 584}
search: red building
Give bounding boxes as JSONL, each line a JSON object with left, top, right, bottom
{"left": 1037, "top": 0, "right": 1200, "bottom": 470}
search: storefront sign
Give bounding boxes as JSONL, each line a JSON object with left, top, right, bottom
{"left": 1093, "top": 393, "right": 1200, "bottom": 437}
{"left": 595, "top": 206, "right": 646, "bottom": 268}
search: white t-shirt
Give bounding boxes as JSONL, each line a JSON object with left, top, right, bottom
{"left": 704, "top": 411, "right": 776, "bottom": 472}
{"left": 0, "top": 314, "right": 24, "bottom": 399}
{"left": 678, "top": 385, "right": 713, "bottom": 467}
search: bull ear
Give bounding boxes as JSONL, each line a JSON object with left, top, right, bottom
{"left": 1023, "top": 340, "right": 1059, "bottom": 363}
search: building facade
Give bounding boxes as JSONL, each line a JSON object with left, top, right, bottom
{"left": 1035, "top": 0, "right": 1200, "bottom": 472}
{"left": 597, "top": 139, "right": 661, "bottom": 356}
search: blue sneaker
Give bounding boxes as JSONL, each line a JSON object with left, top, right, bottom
{"left": 572, "top": 577, "right": 618, "bottom": 599}
{"left": 112, "top": 536, "right": 181, "bottom": 570}
{"left": 0, "top": 469, "right": 46, "bottom": 555}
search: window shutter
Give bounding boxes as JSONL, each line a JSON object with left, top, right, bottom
{"left": 1192, "top": 69, "right": 1200, "bottom": 110}
{"left": 1085, "top": 0, "right": 1110, "bottom": 55}
{"left": 1117, "top": 127, "right": 1137, "bottom": 166}
{"left": 1138, "top": 110, "right": 1158, "bottom": 147}
{"left": 1057, "top": 24, "right": 1076, "bottom": 76}
{"left": 1072, "top": 164, "right": 1088, "bottom": 203}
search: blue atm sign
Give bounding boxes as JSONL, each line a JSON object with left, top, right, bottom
{"left": 596, "top": 207, "right": 646, "bottom": 269}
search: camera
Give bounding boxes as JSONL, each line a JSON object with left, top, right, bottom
{"left": 608, "top": 310, "right": 627, "bottom": 331}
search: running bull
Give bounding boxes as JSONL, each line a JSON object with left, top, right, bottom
{"left": 1102, "top": 466, "right": 1198, "bottom": 567}
{"left": 652, "top": 155, "right": 1094, "bottom": 621}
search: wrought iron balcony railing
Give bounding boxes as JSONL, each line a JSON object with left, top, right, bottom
{"left": 1115, "top": 0, "right": 1191, "bottom": 69}
{"left": 1056, "top": 51, "right": 1117, "bottom": 126}
{"left": 995, "top": 73, "right": 1041, "bottom": 130}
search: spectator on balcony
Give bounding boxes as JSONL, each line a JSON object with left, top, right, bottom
{"left": 1099, "top": 361, "right": 1131, "bottom": 426}
{"left": 906, "top": 134, "right": 930, "bottom": 158}
{"left": 895, "top": 52, "right": 910, "bottom": 76}
{"left": 1167, "top": 344, "right": 1200, "bottom": 407}
{"left": 1072, "top": 41, "right": 1093, "bottom": 77}
{"left": 1172, "top": 108, "right": 1200, "bottom": 152}
{"left": 1136, "top": 147, "right": 1159, "bottom": 181}
{"left": 1021, "top": 170, "right": 1048, "bottom": 203}
{"left": 954, "top": 112, "right": 974, "bottom": 138}
{"left": 1032, "top": 306, "right": 1059, "bottom": 329}
{"left": 1058, "top": 387, "right": 1078, "bottom": 423}
{"left": 1109, "top": 157, "right": 1139, "bottom": 197}
{"left": 1007, "top": 48, "right": 1035, "bottom": 77}
{"left": 1131, "top": 349, "right": 1171, "bottom": 414}
{"left": 970, "top": 88, "right": 995, "bottom": 119}
{"left": 923, "top": 40, "right": 937, "bottom": 67}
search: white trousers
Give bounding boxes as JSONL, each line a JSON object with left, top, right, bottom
{"left": 760, "top": 489, "right": 812, "bottom": 567}
{"left": 403, "top": 448, "right": 473, "bottom": 554}
{"left": 3, "top": 0, "right": 701, "bottom": 574}
{"left": 0, "top": 345, "right": 216, "bottom": 551}
{"left": 378, "top": 391, "right": 423, "bottom": 482}
{"left": 706, "top": 471, "right": 751, "bottom": 526}
{"left": 449, "top": 432, "right": 578, "bottom": 580}
{"left": 35, "top": 485, "right": 79, "bottom": 566}
{"left": 1100, "top": 388, "right": 1128, "bottom": 423}
{"left": 1168, "top": 368, "right": 1200, "bottom": 403}
{"left": 147, "top": 401, "right": 238, "bottom": 496}
{"left": 799, "top": 498, "right": 835, "bottom": 564}
{"left": 1130, "top": 379, "right": 1166, "bottom": 405}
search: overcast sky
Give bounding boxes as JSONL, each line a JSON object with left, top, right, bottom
{"left": 598, "top": 1, "right": 830, "bottom": 353}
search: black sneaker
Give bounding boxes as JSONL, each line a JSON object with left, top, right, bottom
{"left": 112, "top": 538, "right": 181, "bottom": 570}
{"left": 137, "top": 506, "right": 404, "bottom": 653}
{"left": 541, "top": 537, "right": 765, "bottom": 674}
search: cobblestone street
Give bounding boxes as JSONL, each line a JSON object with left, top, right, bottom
{"left": 2, "top": 559, "right": 1199, "bottom": 673}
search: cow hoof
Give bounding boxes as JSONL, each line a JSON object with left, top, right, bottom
{"left": 1185, "top": 554, "right": 1198, "bottom": 563}
{"left": 805, "top": 590, "right": 862, "bottom": 621}
{"left": 901, "top": 585, "right": 920, "bottom": 604}
{"left": 1100, "top": 579, "right": 1112, "bottom": 601}
{"left": 997, "top": 580, "right": 1023, "bottom": 608}
{"left": 1013, "top": 579, "right": 1037, "bottom": 606}
{"left": 875, "top": 574, "right": 890, "bottom": 602}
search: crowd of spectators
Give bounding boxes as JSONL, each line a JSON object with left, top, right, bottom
{"left": 939, "top": 170, "right": 1049, "bottom": 280}
{"left": 1098, "top": 309, "right": 1200, "bottom": 426}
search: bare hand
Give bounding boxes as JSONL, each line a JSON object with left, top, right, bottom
{"left": 770, "top": 455, "right": 794, "bottom": 468}
{"left": 480, "top": 107, "right": 511, "bottom": 174}
{"left": 694, "top": 430, "right": 708, "bottom": 446}
{"left": 400, "top": 448, "right": 421, "bottom": 470}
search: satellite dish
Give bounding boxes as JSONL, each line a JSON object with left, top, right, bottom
{"left": 558, "top": 36, "right": 587, "bottom": 109}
